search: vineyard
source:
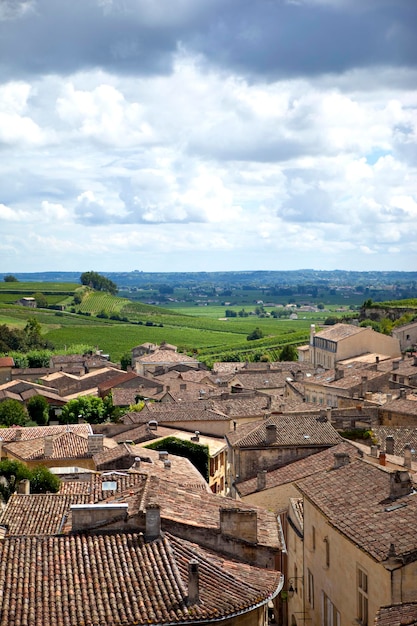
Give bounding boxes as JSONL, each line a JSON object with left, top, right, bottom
{"left": 0, "top": 280, "right": 326, "bottom": 364}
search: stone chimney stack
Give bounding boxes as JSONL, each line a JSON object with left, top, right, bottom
{"left": 310, "top": 324, "right": 316, "bottom": 346}
{"left": 133, "top": 457, "right": 141, "bottom": 470}
{"left": 385, "top": 436, "right": 395, "bottom": 455}
{"left": 334, "top": 368, "right": 344, "bottom": 381}
{"left": 191, "top": 431, "right": 200, "bottom": 442}
{"left": 220, "top": 508, "right": 258, "bottom": 543}
{"left": 399, "top": 388, "right": 406, "bottom": 399}
{"left": 88, "top": 434, "right": 104, "bottom": 455}
{"left": 159, "top": 451, "right": 168, "bottom": 462}
{"left": 145, "top": 504, "right": 161, "bottom": 541}
{"left": 393, "top": 360, "right": 400, "bottom": 370}
{"left": 257, "top": 470, "right": 267, "bottom": 491}
{"left": 148, "top": 420, "right": 158, "bottom": 431}
{"left": 44, "top": 435, "right": 54, "bottom": 458}
{"left": 187, "top": 560, "right": 200, "bottom": 606}
{"left": 14, "top": 429, "right": 22, "bottom": 441}
{"left": 413, "top": 356, "right": 417, "bottom": 367}
{"left": 361, "top": 376, "right": 368, "bottom": 397}
{"left": 18, "top": 479, "right": 30, "bottom": 495}
{"left": 404, "top": 444, "right": 412, "bottom": 469}
{"left": 333, "top": 452, "right": 350, "bottom": 469}
{"left": 326, "top": 407, "right": 332, "bottom": 421}
{"left": 389, "top": 470, "right": 413, "bottom": 499}
{"left": 370, "top": 444, "right": 379, "bottom": 458}
{"left": 265, "top": 423, "right": 277, "bottom": 445}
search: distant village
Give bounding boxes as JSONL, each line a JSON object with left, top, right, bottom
{"left": 0, "top": 318, "right": 417, "bottom": 626}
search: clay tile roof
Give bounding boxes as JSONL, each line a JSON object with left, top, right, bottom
{"left": 375, "top": 602, "right": 417, "bottom": 626}
{"left": 0, "top": 423, "right": 92, "bottom": 443}
{"left": 227, "top": 414, "right": 341, "bottom": 448}
{"left": 0, "top": 493, "right": 88, "bottom": 535}
{"left": 3, "top": 431, "right": 110, "bottom": 461}
{"left": 0, "top": 532, "right": 282, "bottom": 626}
{"left": 123, "top": 403, "right": 230, "bottom": 426}
{"left": 314, "top": 323, "right": 365, "bottom": 341}
{"left": 0, "top": 357, "right": 14, "bottom": 367}
{"left": 296, "top": 459, "right": 417, "bottom": 562}
{"left": 236, "top": 440, "right": 357, "bottom": 496}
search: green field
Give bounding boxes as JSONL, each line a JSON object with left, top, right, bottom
{"left": 1, "top": 281, "right": 349, "bottom": 364}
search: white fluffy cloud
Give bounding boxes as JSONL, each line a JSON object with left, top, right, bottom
{"left": 0, "top": 0, "right": 416, "bottom": 272}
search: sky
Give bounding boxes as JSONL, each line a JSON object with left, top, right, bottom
{"left": 0, "top": 0, "right": 416, "bottom": 274}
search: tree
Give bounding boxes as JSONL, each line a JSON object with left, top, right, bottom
{"left": 29, "top": 465, "right": 60, "bottom": 494}
{"left": 60, "top": 396, "right": 107, "bottom": 424}
{"left": 80, "top": 271, "right": 117, "bottom": 295}
{"left": 0, "top": 460, "right": 59, "bottom": 502}
{"left": 279, "top": 344, "right": 298, "bottom": 361}
{"left": 33, "top": 292, "right": 48, "bottom": 308}
{"left": 0, "top": 399, "right": 29, "bottom": 427}
{"left": 120, "top": 352, "right": 132, "bottom": 371}
{"left": 247, "top": 327, "right": 264, "bottom": 341}
{"left": 3, "top": 275, "right": 18, "bottom": 282}
{"left": 0, "top": 459, "right": 31, "bottom": 502}
{"left": 27, "top": 395, "right": 49, "bottom": 425}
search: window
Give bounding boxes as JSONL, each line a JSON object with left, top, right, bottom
{"left": 357, "top": 568, "right": 368, "bottom": 625}
{"left": 312, "top": 526, "right": 316, "bottom": 551}
{"left": 307, "top": 569, "right": 314, "bottom": 608}
{"left": 324, "top": 536, "right": 330, "bottom": 568}
{"left": 322, "top": 592, "right": 340, "bottom": 626}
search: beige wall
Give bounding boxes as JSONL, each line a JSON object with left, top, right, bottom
{"left": 291, "top": 497, "right": 417, "bottom": 626}
{"left": 241, "top": 483, "right": 299, "bottom": 514}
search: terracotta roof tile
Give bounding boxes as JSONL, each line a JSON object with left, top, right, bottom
{"left": 0, "top": 424, "right": 92, "bottom": 443}
{"left": 0, "top": 532, "right": 282, "bottom": 626}
{"left": 227, "top": 414, "right": 341, "bottom": 448}
{"left": 237, "top": 440, "right": 358, "bottom": 496}
{"left": 296, "top": 459, "right": 417, "bottom": 562}
{"left": 375, "top": 602, "right": 417, "bottom": 626}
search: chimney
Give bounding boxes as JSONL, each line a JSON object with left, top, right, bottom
{"left": 413, "top": 356, "right": 417, "bottom": 367}
{"left": 386, "top": 393, "right": 392, "bottom": 402}
{"left": 376, "top": 356, "right": 380, "bottom": 365}
{"left": 18, "top": 479, "right": 30, "bottom": 495}
{"left": 404, "top": 444, "right": 412, "bottom": 469}
{"left": 220, "top": 508, "right": 257, "bottom": 543}
{"left": 310, "top": 324, "right": 316, "bottom": 346}
{"left": 187, "top": 560, "right": 200, "bottom": 606}
{"left": 191, "top": 431, "right": 200, "bottom": 442}
{"left": 370, "top": 444, "right": 379, "bottom": 458}
{"left": 145, "top": 503, "right": 161, "bottom": 540}
{"left": 88, "top": 434, "right": 104, "bottom": 455}
{"left": 379, "top": 451, "right": 386, "bottom": 466}
{"left": 389, "top": 470, "right": 413, "bottom": 499}
{"left": 334, "top": 368, "right": 344, "bottom": 381}
{"left": 148, "top": 420, "right": 158, "bottom": 431}
{"left": 399, "top": 388, "right": 406, "bottom": 399}
{"left": 361, "top": 376, "right": 368, "bottom": 396}
{"left": 257, "top": 470, "right": 267, "bottom": 491}
{"left": 385, "top": 436, "right": 395, "bottom": 455}
{"left": 265, "top": 423, "right": 277, "bottom": 445}
{"left": 164, "top": 459, "right": 171, "bottom": 470}
{"left": 133, "top": 457, "right": 141, "bottom": 470}
{"left": 159, "top": 451, "right": 168, "bottom": 462}
{"left": 14, "top": 429, "right": 22, "bottom": 441}
{"left": 71, "top": 503, "right": 129, "bottom": 531}
{"left": 326, "top": 407, "right": 332, "bottom": 421}
{"left": 333, "top": 452, "right": 350, "bottom": 469}
{"left": 44, "top": 435, "right": 54, "bottom": 458}
{"left": 393, "top": 360, "right": 400, "bottom": 370}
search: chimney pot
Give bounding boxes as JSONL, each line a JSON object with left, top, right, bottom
{"left": 44, "top": 435, "right": 54, "bottom": 458}
{"left": 389, "top": 469, "right": 413, "bottom": 498}
{"left": 385, "top": 436, "right": 395, "bottom": 455}
{"left": 145, "top": 503, "right": 161, "bottom": 540}
{"left": 257, "top": 470, "right": 267, "bottom": 491}
{"left": 159, "top": 451, "right": 168, "bottom": 461}
{"left": 265, "top": 423, "right": 277, "bottom": 445}
{"left": 404, "top": 444, "right": 413, "bottom": 469}
{"left": 188, "top": 559, "right": 200, "bottom": 606}
{"left": 333, "top": 452, "right": 350, "bottom": 469}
